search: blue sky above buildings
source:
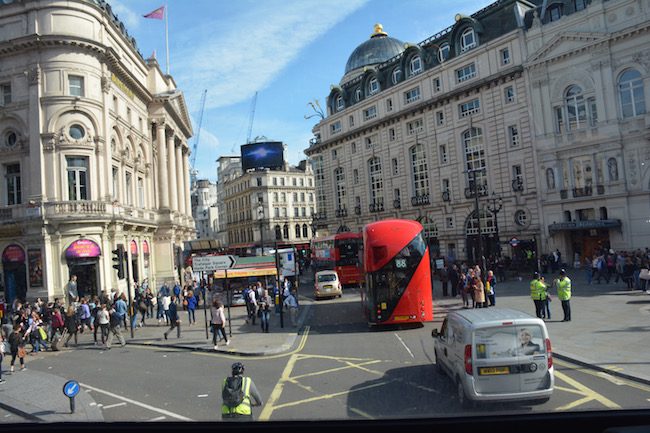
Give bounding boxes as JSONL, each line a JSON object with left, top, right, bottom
{"left": 113, "top": 0, "right": 494, "bottom": 181}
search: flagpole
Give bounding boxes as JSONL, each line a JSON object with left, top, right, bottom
{"left": 165, "top": 2, "right": 170, "bottom": 75}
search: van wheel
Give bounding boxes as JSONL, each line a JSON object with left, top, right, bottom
{"left": 457, "top": 378, "right": 472, "bottom": 409}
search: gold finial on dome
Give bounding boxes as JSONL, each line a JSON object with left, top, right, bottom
{"left": 371, "top": 23, "right": 388, "bottom": 38}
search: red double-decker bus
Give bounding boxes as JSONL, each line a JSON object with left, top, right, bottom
{"left": 310, "top": 232, "right": 363, "bottom": 286}
{"left": 362, "top": 219, "right": 433, "bottom": 325}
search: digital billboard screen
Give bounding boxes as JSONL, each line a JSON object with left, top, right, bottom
{"left": 241, "top": 141, "right": 284, "bottom": 171}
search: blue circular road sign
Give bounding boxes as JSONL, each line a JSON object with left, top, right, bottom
{"left": 63, "top": 380, "right": 80, "bottom": 398}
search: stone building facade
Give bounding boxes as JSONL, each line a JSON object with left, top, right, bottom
{"left": 0, "top": 0, "right": 194, "bottom": 303}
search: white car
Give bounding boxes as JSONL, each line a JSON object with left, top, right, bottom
{"left": 314, "top": 270, "right": 342, "bottom": 299}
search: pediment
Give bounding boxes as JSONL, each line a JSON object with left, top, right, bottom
{"left": 528, "top": 32, "right": 606, "bottom": 64}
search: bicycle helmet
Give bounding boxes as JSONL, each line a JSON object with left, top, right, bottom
{"left": 231, "top": 362, "right": 245, "bottom": 375}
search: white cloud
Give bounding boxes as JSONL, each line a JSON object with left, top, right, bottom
{"left": 173, "top": 0, "right": 368, "bottom": 110}
{"left": 110, "top": 0, "right": 141, "bottom": 30}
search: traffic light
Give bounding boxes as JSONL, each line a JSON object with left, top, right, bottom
{"left": 112, "top": 245, "right": 125, "bottom": 279}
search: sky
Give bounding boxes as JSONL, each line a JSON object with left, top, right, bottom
{"left": 112, "top": 0, "right": 495, "bottom": 182}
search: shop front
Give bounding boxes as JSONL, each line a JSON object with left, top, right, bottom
{"left": 65, "top": 239, "right": 101, "bottom": 298}
{"left": 2, "top": 244, "right": 27, "bottom": 304}
{"left": 548, "top": 219, "right": 621, "bottom": 264}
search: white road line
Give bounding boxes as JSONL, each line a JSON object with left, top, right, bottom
{"left": 79, "top": 383, "right": 193, "bottom": 421}
{"left": 197, "top": 394, "right": 209, "bottom": 398}
{"left": 394, "top": 333, "right": 414, "bottom": 358}
{"left": 149, "top": 416, "right": 166, "bottom": 421}
{"left": 102, "top": 402, "right": 127, "bottom": 410}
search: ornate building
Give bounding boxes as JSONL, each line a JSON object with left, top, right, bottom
{"left": 0, "top": 0, "right": 194, "bottom": 303}
{"left": 306, "top": 1, "right": 544, "bottom": 264}
{"left": 191, "top": 179, "right": 219, "bottom": 240}
{"left": 524, "top": 0, "right": 650, "bottom": 260}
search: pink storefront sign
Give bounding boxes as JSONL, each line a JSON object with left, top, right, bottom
{"left": 65, "top": 239, "right": 101, "bottom": 259}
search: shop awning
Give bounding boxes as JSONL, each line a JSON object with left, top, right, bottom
{"left": 548, "top": 219, "right": 622, "bottom": 234}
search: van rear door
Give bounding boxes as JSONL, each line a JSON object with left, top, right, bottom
{"left": 516, "top": 324, "right": 551, "bottom": 392}
{"left": 473, "top": 325, "right": 521, "bottom": 394}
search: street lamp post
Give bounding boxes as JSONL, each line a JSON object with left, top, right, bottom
{"left": 258, "top": 205, "right": 265, "bottom": 256}
{"left": 485, "top": 192, "right": 503, "bottom": 258}
{"left": 468, "top": 168, "right": 487, "bottom": 280}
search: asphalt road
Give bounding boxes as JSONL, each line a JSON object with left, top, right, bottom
{"left": 10, "top": 287, "right": 650, "bottom": 422}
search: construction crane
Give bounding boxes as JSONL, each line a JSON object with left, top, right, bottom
{"left": 190, "top": 89, "right": 207, "bottom": 185}
{"left": 246, "top": 91, "right": 258, "bottom": 144}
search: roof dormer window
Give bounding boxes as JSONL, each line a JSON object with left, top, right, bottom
{"left": 391, "top": 68, "right": 402, "bottom": 85}
{"left": 438, "top": 43, "right": 450, "bottom": 63}
{"left": 460, "top": 28, "right": 476, "bottom": 52}
{"left": 355, "top": 88, "right": 362, "bottom": 102}
{"left": 409, "top": 56, "right": 422, "bottom": 76}
{"left": 336, "top": 95, "right": 344, "bottom": 111}
{"left": 549, "top": 4, "right": 562, "bottom": 21}
{"left": 368, "top": 77, "right": 379, "bottom": 95}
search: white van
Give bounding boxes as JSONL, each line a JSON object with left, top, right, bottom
{"left": 432, "top": 308, "right": 553, "bottom": 407}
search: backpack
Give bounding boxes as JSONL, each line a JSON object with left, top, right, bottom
{"left": 109, "top": 311, "right": 121, "bottom": 327}
{"left": 222, "top": 376, "right": 245, "bottom": 408}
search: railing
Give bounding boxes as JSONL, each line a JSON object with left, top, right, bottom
{"left": 464, "top": 184, "right": 488, "bottom": 199}
{"left": 46, "top": 200, "right": 107, "bottom": 215}
{"left": 572, "top": 186, "right": 592, "bottom": 198}
{"left": 335, "top": 207, "right": 348, "bottom": 218}
{"left": 560, "top": 189, "right": 568, "bottom": 199}
{"left": 442, "top": 191, "right": 450, "bottom": 202}
{"left": 369, "top": 201, "right": 384, "bottom": 213}
{"left": 0, "top": 207, "right": 13, "bottom": 221}
{"left": 354, "top": 206, "right": 361, "bottom": 215}
{"left": 512, "top": 178, "right": 524, "bottom": 192}
{"left": 393, "top": 199, "right": 401, "bottom": 209}
{"left": 597, "top": 184, "right": 605, "bottom": 195}
{"left": 411, "top": 194, "right": 430, "bottom": 206}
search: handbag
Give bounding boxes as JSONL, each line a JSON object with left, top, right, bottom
{"left": 38, "top": 327, "right": 48, "bottom": 341}
{"left": 182, "top": 299, "right": 188, "bottom": 307}
{"left": 17, "top": 346, "right": 27, "bottom": 358}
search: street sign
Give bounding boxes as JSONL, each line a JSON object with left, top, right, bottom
{"left": 63, "top": 380, "right": 80, "bottom": 398}
{"left": 510, "top": 238, "right": 519, "bottom": 247}
{"left": 192, "top": 255, "right": 237, "bottom": 272}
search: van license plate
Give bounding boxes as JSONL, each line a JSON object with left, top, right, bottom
{"left": 479, "top": 366, "right": 510, "bottom": 375}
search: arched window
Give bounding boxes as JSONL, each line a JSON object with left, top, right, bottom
{"left": 275, "top": 225, "right": 281, "bottom": 240}
{"left": 565, "top": 85, "right": 586, "bottom": 130}
{"left": 391, "top": 68, "right": 402, "bottom": 85}
{"left": 466, "top": 210, "right": 496, "bottom": 235}
{"left": 355, "top": 88, "right": 362, "bottom": 102}
{"left": 302, "top": 224, "right": 308, "bottom": 238}
{"left": 334, "top": 167, "right": 346, "bottom": 210}
{"left": 463, "top": 127, "right": 487, "bottom": 190}
{"left": 438, "top": 43, "right": 450, "bottom": 63}
{"left": 410, "top": 144, "right": 429, "bottom": 197}
{"left": 409, "top": 55, "right": 422, "bottom": 75}
{"left": 460, "top": 28, "right": 476, "bottom": 52}
{"left": 295, "top": 224, "right": 301, "bottom": 238}
{"left": 368, "top": 77, "right": 379, "bottom": 95}
{"left": 607, "top": 157, "right": 619, "bottom": 182}
{"left": 283, "top": 224, "right": 289, "bottom": 239}
{"left": 335, "top": 95, "right": 344, "bottom": 111}
{"left": 368, "top": 157, "right": 384, "bottom": 207}
{"left": 618, "top": 69, "right": 645, "bottom": 118}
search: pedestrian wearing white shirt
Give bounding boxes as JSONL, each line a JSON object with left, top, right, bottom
{"left": 162, "top": 294, "right": 171, "bottom": 326}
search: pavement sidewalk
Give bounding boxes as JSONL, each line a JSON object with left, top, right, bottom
{"left": 432, "top": 269, "right": 650, "bottom": 385}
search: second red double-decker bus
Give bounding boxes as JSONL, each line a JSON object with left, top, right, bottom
{"left": 362, "top": 219, "right": 433, "bottom": 325}
{"left": 310, "top": 232, "right": 363, "bottom": 286}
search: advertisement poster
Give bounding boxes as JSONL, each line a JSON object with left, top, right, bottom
{"left": 28, "top": 249, "right": 43, "bottom": 287}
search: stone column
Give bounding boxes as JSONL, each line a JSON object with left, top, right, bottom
{"left": 175, "top": 140, "right": 184, "bottom": 214}
{"left": 156, "top": 122, "right": 169, "bottom": 208}
{"left": 183, "top": 150, "right": 192, "bottom": 217}
{"left": 167, "top": 133, "right": 178, "bottom": 212}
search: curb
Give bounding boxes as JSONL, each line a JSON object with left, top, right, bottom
{"left": 0, "top": 400, "right": 42, "bottom": 422}
{"left": 552, "top": 350, "right": 650, "bottom": 387}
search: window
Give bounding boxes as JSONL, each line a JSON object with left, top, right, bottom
{"left": 438, "top": 43, "right": 450, "bottom": 63}
{"left": 294, "top": 208, "right": 299, "bottom": 217}
{"left": 459, "top": 98, "right": 480, "bottom": 117}
{"left": 66, "top": 157, "right": 89, "bottom": 200}
{"left": 351, "top": 142, "right": 356, "bottom": 154}
{"left": 349, "top": 115, "right": 354, "bottom": 127}
{"left": 273, "top": 192, "right": 278, "bottom": 203}
{"left": 500, "top": 48, "right": 511, "bottom": 65}
{"left": 69, "top": 124, "right": 85, "bottom": 140}
{"left": 336, "top": 95, "right": 344, "bottom": 111}
{"left": 363, "top": 106, "right": 377, "bottom": 121}
{"left": 280, "top": 177, "right": 285, "bottom": 186}
{"left": 355, "top": 88, "right": 362, "bottom": 101}
{"left": 137, "top": 177, "right": 145, "bottom": 208}
{"left": 256, "top": 177, "right": 262, "bottom": 187}
{"left": 433, "top": 77, "right": 441, "bottom": 92}
{"left": 463, "top": 128, "right": 487, "bottom": 188}
{"left": 125, "top": 172, "right": 132, "bottom": 205}
{"left": 555, "top": 106, "right": 564, "bottom": 133}
{"left": 5, "top": 164, "right": 21, "bottom": 205}
{"left": 365, "top": 136, "right": 375, "bottom": 150}
{"left": 309, "top": 193, "right": 313, "bottom": 202}
{"left": 69, "top": 75, "right": 84, "bottom": 97}
{"left": 330, "top": 121, "right": 341, "bottom": 135}
{"left": 274, "top": 208, "right": 280, "bottom": 218}
{"left": 410, "top": 144, "right": 429, "bottom": 198}
{"left": 391, "top": 68, "right": 402, "bottom": 84}
{"left": 4, "top": 131, "right": 17, "bottom": 147}
{"left": 0, "top": 83, "right": 11, "bottom": 106}
{"left": 512, "top": 165, "right": 523, "bottom": 184}
{"left": 407, "top": 118, "right": 423, "bottom": 136}
{"left": 515, "top": 209, "right": 528, "bottom": 226}
{"left": 353, "top": 169, "right": 359, "bottom": 185}
{"left": 389, "top": 128, "right": 396, "bottom": 141}
{"left": 565, "top": 85, "right": 587, "bottom": 130}
{"left": 549, "top": 4, "right": 562, "bottom": 21}
{"left": 368, "top": 77, "right": 379, "bottom": 95}
{"left": 460, "top": 28, "right": 476, "bottom": 52}
{"left": 442, "top": 178, "right": 451, "bottom": 195}
{"left": 368, "top": 157, "right": 384, "bottom": 207}
{"left": 386, "top": 98, "right": 393, "bottom": 112}
{"left": 335, "top": 167, "right": 346, "bottom": 210}
{"left": 112, "top": 166, "right": 118, "bottom": 197}
{"left": 394, "top": 188, "right": 401, "bottom": 204}
{"left": 283, "top": 224, "right": 289, "bottom": 239}
{"left": 574, "top": 0, "right": 587, "bottom": 11}
{"left": 504, "top": 86, "right": 515, "bottom": 103}
{"left": 588, "top": 97, "right": 598, "bottom": 126}
{"left": 292, "top": 178, "right": 297, "bottom": 186}
{"left": 282, "top": 208, "right": 287, "bottom": 217}
{"left": 409, "top": 56, "right": 422, "bottom": 75}
{"left": 295, "top": 225, "right": 301, "bottom": 238}
{"left": 302, "top": 224, "right": 308, "bottom": 238}
{"left": 273, "top": 177, "right": 278, "bottom": 186}
{"left": 618, "top": 69, "right": 646, "bottom": 118}
{"left": 392, "top": 158, "right": 399, "bottom": 176}
{"left": 293, "top": 192, "right": 298, "bottom": 202}
{"left": 439, "top": 145, "right": 448, "bottom": 164}
{"left": 405, "top": 87, "right": 421, "bottom": 104}
{"left": 281, "top": 192, "right": 286, "bottom": 202}
{"left": 436, "top": 111, "right": 444, "bottom": 126}
{"left": 456, "top": 63, "right": 477, "bottom": 82}
{"left": 508, "top": 125, "right": 520, "bottom": 147}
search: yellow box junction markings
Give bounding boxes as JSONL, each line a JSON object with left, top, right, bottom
{"left": 554, "top": 369, "right": 621, "bottom": 411}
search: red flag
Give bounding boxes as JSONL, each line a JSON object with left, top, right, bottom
{"left": 143, "top": 6, "right": 165, "bottom": 20}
